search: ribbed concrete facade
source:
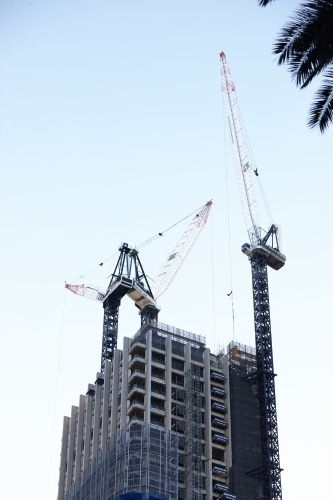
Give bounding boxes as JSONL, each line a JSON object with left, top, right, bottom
{"left": 58, "top": 323, "right": 257, "bottom": 500}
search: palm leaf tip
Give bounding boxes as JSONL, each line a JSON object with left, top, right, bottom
{"left": 308, "top": 68, "right": 333, "bottom": 132}
{"left": 258, "top": 0, "right": 275, "bottom": 5}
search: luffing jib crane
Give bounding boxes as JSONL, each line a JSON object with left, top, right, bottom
{"left": 66, "top": 201, "right": 212, "bottom": 372}
{"left": 220, "top": 52, "right": 285, "bottom": 500}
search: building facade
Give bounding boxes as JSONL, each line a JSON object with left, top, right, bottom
{"left": 58, "top": 322, "right": 262, "bottom": 500}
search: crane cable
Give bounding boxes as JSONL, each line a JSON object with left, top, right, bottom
{"left": 211, "top": 206, "right": 216, "bottom": 352}
{"left": 239, "top": 108, "right": 274, "bottom": 226}
{"left": 223, "top": 103, "right": 236, "bottom": 341}
{"left": 70, "top": 252, "right": 119, "bottom": 284}
{"left": 69, "top": 203, "right": 207, "bottom": 284}
{"left": 47, "top": 287, "right": 67, "bottom": 500}
{"left": 136, "top": 203, "right": 207, "bottom": 249}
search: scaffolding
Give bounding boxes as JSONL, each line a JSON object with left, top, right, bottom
{"left": 185, "top": 364, "right": 203, "bottom": 500}
{"left": 62, "top": 424, "right": 178, "bottom": 500}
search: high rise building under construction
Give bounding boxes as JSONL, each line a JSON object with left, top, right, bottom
{"left": 57, "top": 321, "right": 264, "bottom": 500}
{"left": 58, "top": 48, "right": 286, "bottom": 500}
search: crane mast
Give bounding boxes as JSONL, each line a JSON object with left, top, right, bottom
{"left": 220, "top": 52, "right": 285, "bottom": 500}
{"left": 100, "top": 243, "right": 158, "bottom": 372}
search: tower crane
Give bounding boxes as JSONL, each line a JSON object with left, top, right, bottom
{"left": 220, "top": 52, "right": 285, "bottom": 500}
{"left": 66, "top": 200, "right": 212, "bottom": 372}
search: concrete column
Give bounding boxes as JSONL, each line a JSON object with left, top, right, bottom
{"left": 102, "top": 360, "right": 111, "bottom": 447}
{"left": 184, "top": 340, "right": 192, "bottom": 424}
{"left": 120, "top": 337, "right": 130, "bottom": 430}
{"left": 74, "top": 395, "right": 85, "bottom": 480}
{"left": 165, "top": 335, "right": 172, "bottom": 430}
{"left": 111, "top": 350, "right": 120, "bottom": 437}
{"left": 184, "top": 342, "right": 192, "bottom": 500}
{"left": 57, "top": 416, "right": 70, "bottom": 500}
{"left": 83, "top": 388, "right": 94, "bottom": 471}
{"left": 145, "top": 329, "right": 152, "bottom": 424}
{"left": 92, "top": 381, "right": 102, "bottom": 459}
{"left": 65, "top": 406, "right": 77, "bottom": 491}
{"left": 185, "top": 341, "right": 191, "bottom": 370}
{"left": 204, "top": 348, "right": 213, "bottom": 500}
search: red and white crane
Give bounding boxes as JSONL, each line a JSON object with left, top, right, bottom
{"left": 220, "top": 52, "right": 284, "bottom": 500}
{"left": 152, "top": 200, "right": 212, "bottom": 298}
{"left": 66, "top": 200, "right": 212, "bottom": 371}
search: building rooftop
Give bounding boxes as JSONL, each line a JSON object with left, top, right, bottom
{"left": 131, "top": 321, "right": 206, "bottom": 347}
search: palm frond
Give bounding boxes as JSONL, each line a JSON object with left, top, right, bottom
{"left": 273, "top": 1, "right": 333, "bottom": 87}
{"left": 308, "top": 66, "right": 333, "bottom": 131}
{"left": 258, "top": 0, "right": 275, "bottom": 6}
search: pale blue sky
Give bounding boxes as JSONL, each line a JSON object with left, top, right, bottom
{"left": 1, "top": 1, "right": 332, "bottom": 499}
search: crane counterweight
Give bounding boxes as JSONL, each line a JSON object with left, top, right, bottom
{"left": 242, "top": 242, "right": 286, "bottom": 271}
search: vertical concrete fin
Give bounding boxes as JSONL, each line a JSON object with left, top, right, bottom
{"left": 102, "top": 360, "right": 111, "bottom": 447}
{"left": 57, "top": 416, "right": 70, "bottom": 500}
